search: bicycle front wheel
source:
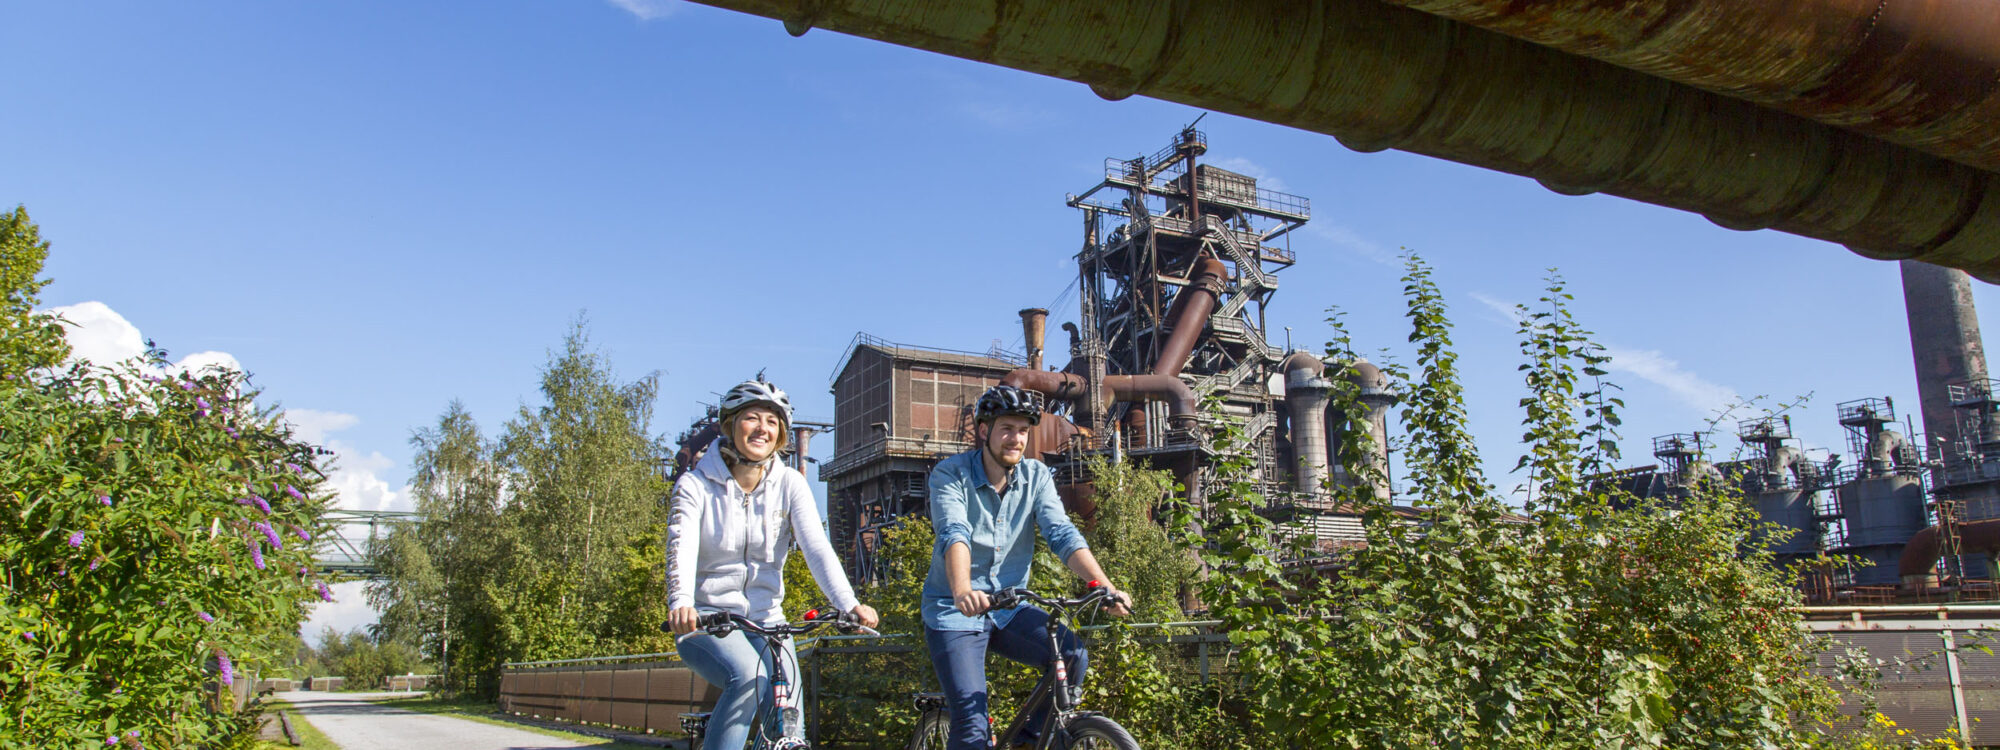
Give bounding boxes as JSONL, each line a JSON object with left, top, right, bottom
{"left": 907, "top": 710, "right": 949, "bottom": 750}
{"left": 1059, "top": 714, "right": 1139, "bottom": 750}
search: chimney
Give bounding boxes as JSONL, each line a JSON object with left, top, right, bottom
{"left": 1020, "top": 308, "right": 1048, "bottom": 371}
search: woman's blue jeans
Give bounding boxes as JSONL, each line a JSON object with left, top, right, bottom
{"left": 677, "top": 628, "right": 800, "bottom": 750}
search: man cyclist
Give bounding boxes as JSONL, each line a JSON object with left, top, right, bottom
{"left": 923, "top": 384, "right": 1133, "bottom": 750}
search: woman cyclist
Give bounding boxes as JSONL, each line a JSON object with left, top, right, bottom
{"left": 666, "top": 376, "right": 879, "bottom": 750}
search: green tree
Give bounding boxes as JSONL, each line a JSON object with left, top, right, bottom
{"left": 368, "top": 401, "right": 507, "bottom": 695}
{"left": 1167, "top": 257, "right": 1840, "bottom": 748}
{"left": 0, "top": 206, "right": 69, "bottom": 377}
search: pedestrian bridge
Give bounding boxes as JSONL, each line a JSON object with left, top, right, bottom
{"left": 315, "top": 509, "right": 419, "bottom": 579}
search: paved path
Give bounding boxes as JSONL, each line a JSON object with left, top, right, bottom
{"left": 277, "top": 691, "right": 610, "bottom": 750}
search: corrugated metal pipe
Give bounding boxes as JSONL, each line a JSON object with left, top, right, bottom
{"left": 691, "top": 0, "right": 2000, "bottom": 281}
{"left": 1282, "top": 351, "right": 1333, "bottom": 495}
{"left": 1374, "top": 0, "right": 2000, "bottom": 175}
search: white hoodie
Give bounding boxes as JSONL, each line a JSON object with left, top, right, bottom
{"left": 665, "top": 438, "right": 858, "bottom": 626}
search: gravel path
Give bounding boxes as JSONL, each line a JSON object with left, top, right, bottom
{"left": 277, "top": 691, "right": 609, "bottom": 750}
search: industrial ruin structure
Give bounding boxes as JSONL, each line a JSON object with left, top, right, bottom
{"left": 1600, "top": 262, "right": 2000, "bottom": 603}
{"left": 816, "top": 130, "right": 1395, "bottom": 580}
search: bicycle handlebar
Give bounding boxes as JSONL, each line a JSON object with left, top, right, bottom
{"left": 988, "top": 582, "right": 1121, "bottom": 614}
{"left": 663, "top": 609, "right": 880, "bottom": 638}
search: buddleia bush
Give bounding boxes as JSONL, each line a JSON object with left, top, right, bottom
{"left": 0, "top": 207, "right": 334, "bottom": 748}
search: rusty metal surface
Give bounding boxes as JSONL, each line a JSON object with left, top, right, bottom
{"left": 1382, "top": 0, "right": 2000, "bottom": 173}
{"left": 688, "top": 0, "right": 2000, "bottom": 281}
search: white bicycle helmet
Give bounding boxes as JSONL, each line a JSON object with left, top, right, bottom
{"left": 720, "top": 375, "right": 793, "bottom": 425}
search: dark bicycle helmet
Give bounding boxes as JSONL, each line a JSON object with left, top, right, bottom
{"left": 975, "top": 384, "right": 1042, "bottom": 425}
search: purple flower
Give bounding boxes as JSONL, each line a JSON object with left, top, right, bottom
{"left": 67, "top": 531, "right": 84, "bottom": 548}
{"left": 249, "top": 495, "right": 271, "bottom": 515}
{"left": 176, "top": 380, "right": 191, "bottom": 391}
{"left": 285, "top": 485, "right": 304, "bottom": 501}
{"left": 215, "top": 649, "right": 233, "bottom": 685}
{"left": 106, "top": 737, "right": 116, "bottom": 746}
{"left": 23, "top": 632, "right": 33, "bottom": 641}
{"left": 224, "top": 427, "right": 238, "bottom": 439}
{"left": 317, "top": 582, "right": 333, "bottom": 602}
{"left": 88, "top": 558, "right": 100, "bottom": 571}
{"left": 111, "top": 437, "right": 123, "bottom": 442}
{"left": 98, "top": 495, "right": 112, "bottom": 506}
{"left": 255, "top": 522, "right": 282, "bottom": 550}
{"left": 285, "top": 462, "right": 301, "bottom": 475}
{"left": 195, "top": 397, "right": 209, "bottom": 410}
{"left": 197, "top": 611, "right": 214, "bottom": 623}
{"left": 291, "top": 525, "right": 311, "bottom": 542}
{"left": 247, "top": 540, "right": 265, "bottom": 570}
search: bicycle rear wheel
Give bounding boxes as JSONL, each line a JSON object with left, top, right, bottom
{"left": 907, "top": 710, "right": 949, "bottom": 750}
{"left": 1059, "top": 714, "right": 1139, "bottom": 750}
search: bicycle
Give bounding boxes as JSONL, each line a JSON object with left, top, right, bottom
{"left": 908, "top": 582, "right": 1140, "bottom": 750}
{"left": 665, "top": 608, "right": 875, "bottom": 750}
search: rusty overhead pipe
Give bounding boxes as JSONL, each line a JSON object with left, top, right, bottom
{"left": 689, "top": 0, "right": 2000, "bottom": 280}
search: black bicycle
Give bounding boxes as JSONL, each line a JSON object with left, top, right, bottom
{"left": 908, "top": 583, "right": 1140, "bottom": 750}
{"left": 665, "top": 608, "right": 876, "bottom": 750}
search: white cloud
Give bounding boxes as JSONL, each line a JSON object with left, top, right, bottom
{"left": 287, "top": 409, "right": 361, "bottom": 446}
{"left": 605, "top": 0, "right": 679, "bottom": 21}
{"left": 301, "top": 581, "right": 377, "bottom": 645}
{"left": 1468, "top": 291, "right": 1527, "bottom": 328}
{"left": 285, "top": 409, "right": 409, "bottom": 512}
{"left": 1604, "top": 347, "right": 1742, "bottom": 419}
{"left": 1304, "top": 223, "right": 1398, "bottom": 267}
{"left": 1209, "top": 157, "right": 1288, "bottom": 192}
{"left": 47, "top": 301, "right": 242, "bottom": 377}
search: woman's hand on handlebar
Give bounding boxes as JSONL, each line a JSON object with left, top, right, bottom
{"left": 668, "top": 606, "right": 700, "bottom": 636}
{"left": 849, "top": 603, "right": 880, "bottom": 629}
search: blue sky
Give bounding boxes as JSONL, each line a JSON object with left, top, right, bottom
{"left": 8, "top": 0, "right": 1997, "bottom": 639}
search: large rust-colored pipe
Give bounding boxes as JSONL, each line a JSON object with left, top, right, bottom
{"left": 689, "top": 0, "right": 2000, "bottom": 280}
{"left": 1155, "top": 259, "right": 1228, "bottom": 379}
{"left": 999, "top": 369, "right": 1198, "bottom": 429}
{"left": 1899, "top": 518, "right": 2000, "bottom": 579}
{"left": 1377, "top": 0, "right": 2000, "bottom": 174}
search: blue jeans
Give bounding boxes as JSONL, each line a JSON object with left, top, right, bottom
{"left": 926, "top": 606, "right": 1088, "bottom": 750}
{"left": 676, "top": 629, "right": 800, "bottom": 750}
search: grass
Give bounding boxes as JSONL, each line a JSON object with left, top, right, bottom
{"left": 366, "top": 693, "right": 666, "bottom": 749}
{"left": 251, "top": 699, "right": 339, "bottom": 750}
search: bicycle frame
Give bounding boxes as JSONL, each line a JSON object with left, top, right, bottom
{"left": 670, "top": 610, "right": 873, "bottom": 750}
{"left": 985, "top": 586, "right": 1115, "bottom": 749}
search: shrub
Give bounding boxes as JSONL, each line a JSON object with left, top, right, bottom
{"left": 0, "top": 207, "right": 334, "bottom": 747}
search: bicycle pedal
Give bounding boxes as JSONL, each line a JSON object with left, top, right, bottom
{"left": 679, "top": 712, "right": 712, "bottom": 734}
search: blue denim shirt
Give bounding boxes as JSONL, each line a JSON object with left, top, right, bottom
{"left": 922, "top": 449, "right": 1089, "bottom": 631}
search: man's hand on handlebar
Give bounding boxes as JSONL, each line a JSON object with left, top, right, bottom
{"left": 953, "top": 588, "right": 991, "bottom": 617}
{"left": 1100, "top": 584, "right": 1133, "bottom": 617}
{"left": 668, "top": 606, "right": 700, "bottom": 636}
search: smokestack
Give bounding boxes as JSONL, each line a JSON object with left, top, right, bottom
{"left": 1282, "top": 351, "right": 1331, "bottom": 497}
{"left": 791, "top": 426, "right": 813, "bottom": 473}
{"left": 1020, "top": 308, "right": 1048, "bottom": 372}
{"left": 1902, "top": 260, "right": 1989, "bottom": 461}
